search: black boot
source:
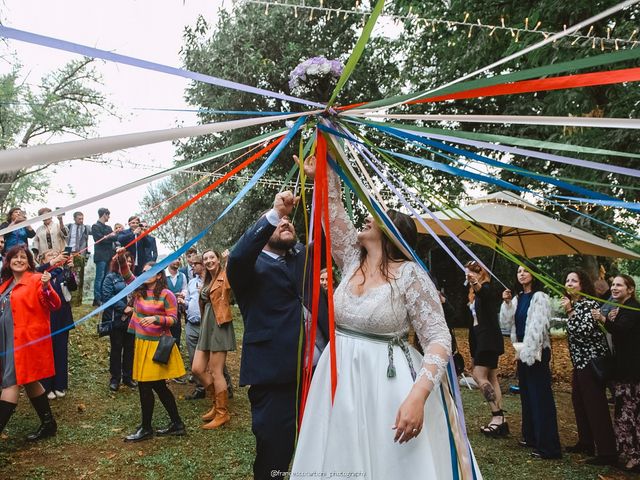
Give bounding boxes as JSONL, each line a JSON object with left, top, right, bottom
{"left": 124, "top": 426, "right": 154, "bottom": 442}
{"left": 156, "top": 420, "right": 186, "bottom": 436}
{"left": 27, "top": 393, "right": 57, "bottom": 441}
{"left": 0, "top": 400, "right": 17, "bottom": 434}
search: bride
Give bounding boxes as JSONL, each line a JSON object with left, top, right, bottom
{"left": 291, "top": 155, "right": 480, "bottom": 479}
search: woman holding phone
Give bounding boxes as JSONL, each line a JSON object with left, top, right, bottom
{"left": 1, "top": 207, "right": 35, "bottom": 251}
{"left": 0, "top": 245, "right": 61, "bottom": 440}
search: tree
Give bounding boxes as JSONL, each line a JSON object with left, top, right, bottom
{"left": 0, "top": 57, "right": 108, "bottom": 209}
{"left": 388, "top": 0, "right": 640, "bottom": 282}
{"left": 145, "top": 0, "right": 470, "bottom": 248}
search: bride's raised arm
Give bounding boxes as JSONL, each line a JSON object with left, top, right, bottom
{"left": 302, "top": 154, "right": 359, "bottom": 270}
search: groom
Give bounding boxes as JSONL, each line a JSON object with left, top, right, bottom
{"left": 227, "top": 190, "right": 329, "bottom": 480}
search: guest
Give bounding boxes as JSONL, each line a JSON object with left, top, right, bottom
{"left": 101, "top": 252, "right": 136, "bottom": 392}
{"left": 1, "top": 207, "right": 35, "bottom": 251}
{"left": 465, "top": 260, "right": 506, "bottom": 437}
{"left": 117, "top": 216, "right": 151, "bottom": 276}
{"left": 38, "top": 249, "right": 77, "bottom": 399}
{"left": 0, "top": 236, "right": 5, "bottom": 266}
{"left": 561, "top": 270, "right": 617, "bottom": 465}
{"left": 180, "top": 247, "right": 198, "bottom": 282}
{"left": 119, "top": 256, "right": 186, "bottom": 442}
{"left": 184, "top": 254, "right": 205, "bottom": 400}
{"left": 0, "top": 245, "right": 61, "bottom": 440}
{"left": 192, "top": 249, "right": 236, "bottom": 429}
{"left": 32, "top": 208, "right": 68, "bottom": 257}
{"left": 91, "top": 208, "right": 118, "bottom": 306}
{"left": 140, "top": 221, "right": 158, "bottom": 262}
{"left": 500, "top": 265, "right": 562, "bottom": 459}
{"left": 66, "top": 211, "right": 91, "bottom": 306}
{"left": 165, "top": 259, "right": 188, "bottom": 349}
{"left": 594, "top": 274, "right": 640, "bottom": 473}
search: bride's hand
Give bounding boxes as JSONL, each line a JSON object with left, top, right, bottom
{"left": 392, "top": 389, "right": 426, "bottom": 444}
{"left": 294, "top": 154, "right": 316, "bottom": 180}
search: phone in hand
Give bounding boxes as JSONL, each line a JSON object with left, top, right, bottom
{"left": 64, "top": 246, "right": 73, "bottom": 255}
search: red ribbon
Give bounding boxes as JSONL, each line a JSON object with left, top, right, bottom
{"left": 411, "top": 66, "right": 640, "bottom": 104}
{"left": 121, "top": 136, "right": 284, "bottom": 252}
{"left": 298, "top": 131, "right": 337, "bottom": 425}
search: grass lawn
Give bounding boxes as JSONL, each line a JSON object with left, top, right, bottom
{"left": 0, "top": 308, "right": 637, "bottom": 479}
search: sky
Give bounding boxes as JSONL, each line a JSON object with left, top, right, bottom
{"left": 1, "top": 0, "right": 228, "bottom": 253}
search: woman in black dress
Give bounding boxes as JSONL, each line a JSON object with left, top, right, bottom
{"left": 465, "top": 260, "right": 506, "bottom": 436}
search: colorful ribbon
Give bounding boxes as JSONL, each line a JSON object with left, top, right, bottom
{"left": 0, "top": 26, "right": 324, "bottom": 108}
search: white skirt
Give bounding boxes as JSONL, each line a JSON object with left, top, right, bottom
{"left": 291, "top": 330, "right": 481, "bottom": 480}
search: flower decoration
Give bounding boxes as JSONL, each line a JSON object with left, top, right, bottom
{"left": 288, "top": 56, "right": 344, "bottom": 103}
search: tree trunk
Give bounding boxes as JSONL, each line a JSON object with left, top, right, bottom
{"left": 0, "top": 171, "right": 19, "bottom": 210}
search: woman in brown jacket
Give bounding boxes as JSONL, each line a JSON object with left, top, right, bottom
{"left": 192, "top": 249, "right": 236, "bottom": 429}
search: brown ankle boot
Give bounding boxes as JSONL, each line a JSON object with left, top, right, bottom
{"left": 201, "top": 384, "right": 216, "bottom": 421}
{"left": 202, "top": 389, "right": 230, "bottom": 429}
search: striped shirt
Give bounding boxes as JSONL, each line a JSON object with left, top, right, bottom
{"left": 128, "top": 288, "right": 177, "bottom": 340}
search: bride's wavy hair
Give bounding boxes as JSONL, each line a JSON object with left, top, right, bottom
{"left": 357, "top": 209, "right": 417, "bottom": 283}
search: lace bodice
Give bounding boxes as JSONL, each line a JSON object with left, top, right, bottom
{"left": 326, "top": 169, "right": 451, "bottom": 391}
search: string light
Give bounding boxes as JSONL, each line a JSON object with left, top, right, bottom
{"left": 243, "top": 0, "right": 639, "bottom": 50}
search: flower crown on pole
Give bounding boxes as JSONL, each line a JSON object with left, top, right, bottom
{"left": 288, "top": 56, "right": 344, "bottom": 103}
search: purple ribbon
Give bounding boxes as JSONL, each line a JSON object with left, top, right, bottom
{"left": 0, "top": 26, "right": 324, "bottom": 109}
{"left": 385, "top": 124, "right": 640, "bottom": 179}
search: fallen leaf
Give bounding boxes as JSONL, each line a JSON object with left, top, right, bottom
{"left": 77, "top": 403, "right": 86, "bottom": 413}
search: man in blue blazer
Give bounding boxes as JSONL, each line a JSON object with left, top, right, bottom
{"left": 227, "top": 190, "right": 328, "bottom": 480}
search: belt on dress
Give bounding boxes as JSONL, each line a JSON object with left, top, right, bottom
{"left": 336, "top": 325, "right": 417, "bottom": 381}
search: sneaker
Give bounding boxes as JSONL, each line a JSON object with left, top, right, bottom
{"left": 54, "top": 390, "right": 66, "bottom": 398}
{"left": 170, "top": 377, "right": 187, "bottom": 385}
{"left": 47, "top": 391, "right": 56, "bottom": 400}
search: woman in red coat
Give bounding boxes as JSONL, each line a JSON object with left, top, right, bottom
{"left": 0, "top": 244, "right": 61, "bottom": 440}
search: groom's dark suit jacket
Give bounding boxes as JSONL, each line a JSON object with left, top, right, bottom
{"left": 227, "top": 215, "right": 329, "bottom": 387}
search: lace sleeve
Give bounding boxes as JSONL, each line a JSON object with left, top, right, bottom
{"left": 326, "top": 168, "right": 360, "bottom": 270}
{"left": 402, "top": 263, "right": 452, "bottom": 392}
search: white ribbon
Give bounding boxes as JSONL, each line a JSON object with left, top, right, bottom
{"left": 0, "top": 129, "right": 286, "bottom": 236}
{"left": 0, "top": 111, "right": 316, "bottom": 172}
{"left": 348, "top": 113, "right": 640, "bottom": 129}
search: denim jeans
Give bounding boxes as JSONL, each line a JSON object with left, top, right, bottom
{"left": 93, "top": 260, "right": 108, "bottom": 303}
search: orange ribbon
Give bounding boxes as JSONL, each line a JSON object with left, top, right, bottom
{"left": 411, "top": 66, "right": 640, "bottom": 104}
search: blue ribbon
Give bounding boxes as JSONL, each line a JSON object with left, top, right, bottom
{"left": 365, "top": 122, "right": 617, "bottom": 202}
{"left": 319, "top": 123, "right": 640, "bottom": 239}
{"left": 0, "top": 26, "right": 324, "bottom": 109}
{"left": 0, "top": 116, "right": 307, "bottom": 357}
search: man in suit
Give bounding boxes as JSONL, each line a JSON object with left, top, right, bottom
{"left": 227, "top": 190, "right": 328, "bottom": 480}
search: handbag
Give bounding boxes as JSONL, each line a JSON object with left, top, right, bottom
{"left": 152, "top": 335, "right": 176, "bottom": 364}
{"left": 590, "top": 354, "right": 614, "bottom": 383}
{"left": 97, "top": 316, "right": 112, "bottom": 337}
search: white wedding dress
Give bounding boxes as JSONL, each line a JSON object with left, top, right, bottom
{"left": 291, "top": 172, "right": 481, "bottom": 480}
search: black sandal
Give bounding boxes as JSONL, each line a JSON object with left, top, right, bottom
{"left": 481, "top": 409, "right": 509, "bottom": 437}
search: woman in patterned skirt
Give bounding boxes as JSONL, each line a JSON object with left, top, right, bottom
{"left": 594, "top": 274, "right": 640, "bottom": 473}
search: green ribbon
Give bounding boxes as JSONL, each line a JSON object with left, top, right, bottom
{"left": 357, "top": 47, "right": 640, "bottom": 111}
{"left": 327, "top": 0, "right": 385, "bottom": 107}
